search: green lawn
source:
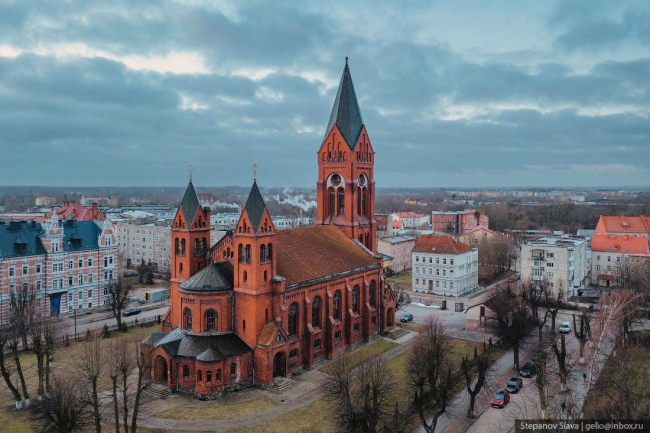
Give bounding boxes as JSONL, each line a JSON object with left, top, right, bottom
{"left": 319, "top": 339, "right": 398, "bottom": 375}
{"left": 158, "top": 396, "right": 279, "bottom": 420}
{"left": 387, "top": 271, "right": 412, "bottom": 291}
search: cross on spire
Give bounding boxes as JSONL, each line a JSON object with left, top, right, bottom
{"left": 345, "top": 45, "right": 349, "bottom": 61}
{"left": 252, "top": 163, "right": 258, "bottom": 181}
{"left": 188, "top": 165, "right": 193, "bottom": 181}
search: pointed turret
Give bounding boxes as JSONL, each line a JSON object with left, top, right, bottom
{"left": 324, "top": 60, "right": 365, "bottom": 150}
{"left": 244, "top": 180, "right": 267, "bottom": 232}
{"left": 180, "top": 180, "right": 200, "bottom": 223}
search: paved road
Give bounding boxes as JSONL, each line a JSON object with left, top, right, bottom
{"left": 55, "top": 303, "right": 169, "bottom": 338}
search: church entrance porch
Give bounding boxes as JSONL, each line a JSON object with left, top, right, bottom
{"left": 154, "top": 356, "right": 169, "bottom": 385}
{"left": 386, "top": 308, "right": 395, "bottom": 327}
{"left": 273, "top": 352, "right": 286, "bottom": 378}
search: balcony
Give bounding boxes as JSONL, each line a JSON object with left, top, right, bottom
{"left": 532, "top": 275, "right": 544, "bottom": 281}
{"left": 532, "top": 264, "right": 544, "bottom": 270}
{"left": 531, "top": 254, "right": 544, "bottom": 261}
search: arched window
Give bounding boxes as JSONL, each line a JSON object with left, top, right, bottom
{"left": 369, "top": 280, "right": 376, "bottom": 307}
{"left": 288, "top": 302, "right": 298, "bottom": 336}
{"left": 260, "top": 244, "right": 266, "bottom": 263}
{"left": 264, "top": 270, "right": 268, "bottom": 282}
{"left": 361, "top": 189, "right": 366, "bottom": 217}
{"left": 312, "top": 296, "right": 321, "bottom": 328}
{"left": 338, "top": 188, "right": 345, "bottom": 215}
{"left": 180, "top": 239, "right": 186, "bottom": 255}
{"left": 245, "top": 245, "right": 251, "bottom": 263}
{"left": 267, "top": 244, "right": 273, "bottom": 260}
{"left": 328, "top": 188, "right": 335, "bottom": 216}
{"left": 179, "top": 262, "right": 183, "bottom": 275}
{"left": 205, "top": 309, "right": 216, "bottom": 331}
{"left": 223, "top": 250, "right": 227, "bottom": 259}
{"left": 184, "top": 308, "right": 192, "bottom": 330}
{"left": 175, "top": 238, "right": 180, "bottom": 254}
{"left": 238, "top": 244, "right": 244, "bottom": 263}
{"left": 352, "top": 285, "right": 359, "bottom": 313}
{"left": 201, "top": 237, "right": 206, "bottom": 250}
{"left": 194, "top": 238, "right": 199, "bottom": 253}
{"left": 357, "top": 192, "right": 362, "bottom": 216}
{"left": 243, "top": 271, "right": 248, "bottom": 284}
{"left": 333, "top": 290, "right": 341, "bottom": 320}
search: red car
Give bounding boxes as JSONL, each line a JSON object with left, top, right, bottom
{"left": 491, "top": 389, "right": 510, "bottom": 408}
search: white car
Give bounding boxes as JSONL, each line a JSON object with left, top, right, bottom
{"left": 559, "top": 322, "right": 571, "bottom": 334}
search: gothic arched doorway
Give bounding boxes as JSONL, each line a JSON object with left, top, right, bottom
{"left": 273, "top": 352, "right": 286, "bottom": 378}
{"left": 386, "top": 308, "right": 395, "bottom": 327}
{"left": 154, "top": 356, "right": 168, "bottom": 385}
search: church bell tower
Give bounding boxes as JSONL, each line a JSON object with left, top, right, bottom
{"left": 316, "top": 58, "right": 376, "bottom": 252}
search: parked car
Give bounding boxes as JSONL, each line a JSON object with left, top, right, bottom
{"left": 491, "top": 389, "right": 510, "bottom": 408}
{"left": 505, "top": 377, "right": 523, "bottom": 394}
{"left": 559, "top": 322, "right": 572, "bottom": 334}
{"left": 400, "top": 313, "right": 414, "bottom": 323}
{"left": 122, "top": 271, "right": 138, "bottom": 277}
{"left": 123, "top": 307, "right": 141, "bottom": 317}
{"left": 520, "top": 361, "right": 536, "bottom": 378}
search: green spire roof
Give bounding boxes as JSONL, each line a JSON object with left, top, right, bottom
{"left": 323, "top": 61, "right": 365, "bottom": 150}
{"left": 180, "top": 180, "right": 201, "bottom": 223}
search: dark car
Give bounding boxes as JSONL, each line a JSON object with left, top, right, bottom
{"left": 505, "top": 377, "right": 523, "bottom": 394}
{"left": 520, "top": 361, "right": 536, "bottom": 378}
{"left": 122, "top": 271, "right": 138, "bottom": 277}
{"left": 123, "top": 307, "right": 141, "bottom": 317}
{"left": 400, "top": 313, "right": 414, "bottom": 323}
{"left": 491, "top": 389, "right": 510, "bottom": 408}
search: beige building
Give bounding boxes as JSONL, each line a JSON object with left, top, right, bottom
{"left": 457, "top": 226, "right": 498, "bottom": 246}
{"left": 377, "top": 236, "right": 416, "bottom": 272}
{"left": 116, "top": 220, "right": 172, "bottom": 271}
{"left": 520, "top": 236, "right": 588, "bottom": 298}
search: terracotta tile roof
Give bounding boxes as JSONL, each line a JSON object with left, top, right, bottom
{"left": 597, "top": 216, "right": 650, "bottom": 235}
{"left": 257, "top": 322, "right": 278, "bottom": 347}
{"left": 392, "top": 220, "right": 403, "bottom": 228}
{"left": 591, "top": 234, "right": 649, "bottom": 255}
{"left": 412, "top": 235, "right": 473, "bottom": 255}
{"left": 276, "top": 226, "right": 379, "bottom": 287}
{"left": 46, "top": 202, "right": 105, "bottom": 221}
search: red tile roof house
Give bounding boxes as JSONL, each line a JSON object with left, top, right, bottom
{"left": 411, "top": 235, "right": 479, "bottom": 296}
{"left": 591, "top": 216, "right": 650, "bottom": 287}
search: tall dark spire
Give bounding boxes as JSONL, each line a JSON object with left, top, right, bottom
{"left": 324, "top": 61, "right": 365, "bottom": 150}
{"left": 244, "top": 181, "right": 267, "bottom": 231}
{"left": 180, "top": 180, "right": 200, "bottom": 222}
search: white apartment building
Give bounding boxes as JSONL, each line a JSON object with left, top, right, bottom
{"left": 411, "top": 235, "right": 478, "bottom": 296}
{"left": 116, "top": 220, "right": 172, "bottom": 271}
{"left": 520, "top": 236, "right": 588, "bottom": 298}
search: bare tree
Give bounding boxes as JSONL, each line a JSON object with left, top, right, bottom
{"left": 392, "top": 283, "right": 411, "bottom": 312}
{"left": 551, "top": 333, "right": 569, "bottom": 392}
{"left": 30, "top": 375, "right": 93, "bottom": 433}
{"left": 108, "top": 339, "right": 125, "bottom": 433}
{"left": 487, "top": 284, "right": 531, "bottom": 371}
{"left": 323, "top": 350, "right": 396, "bottom": 433}
{"left": 533, "top": 354, "right": 550, "bottom": 418}
{"left": 107, "top": 277, "right": 135, "bottom": 331}
{"left": 9, "top": 283, "right": 35, "bottom": 350}
{"left": 460, "top": 343, "right": 493, "bottom": 418}
{"left": 131, "top": 341, "right": 151, "bottom": 433}
{"left": 587, "top": 289, "right": 640, "bottom": 393}
{"left": 30, "top": 313, "right": 47, "bottom": 400}
{"left": 406, "top": 316, "right": 455, "bottom": 433}
{"left": 75, "top": 334, "right": 104, "bottom": 433}
{"left": 547, "top": 288, "right": 564, "bottom": 334}
{"left": 522, "top": 281, "right": 548, "bottom": 343}
{"left": 9, "top": 322, "right": 30, "bottom": 407}
{"left": 573, "top": 308, "right": 591, "bottom": 359}
{"left": 0, "top": 324, "right": 22, "bottom": 408}
{"left": 44, "top": 318, "right": 58, "bottom": 396}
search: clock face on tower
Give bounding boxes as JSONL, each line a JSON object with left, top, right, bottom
{"left": 358, "top": 174, "right": 366, "bottom": 187}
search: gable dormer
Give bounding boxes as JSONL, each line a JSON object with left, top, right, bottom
{"left": 98, "top": 219, "right": 117, "bottom": 248}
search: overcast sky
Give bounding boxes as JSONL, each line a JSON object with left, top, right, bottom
{"left": 1, "top": 0, "right": 649, "bottom": 188}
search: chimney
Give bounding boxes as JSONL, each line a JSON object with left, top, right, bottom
{"left": 387, "top": 213, "right": 393, "bottom": 237}
{"left": 92, "top": 202, "right": 98, "bottom": 220}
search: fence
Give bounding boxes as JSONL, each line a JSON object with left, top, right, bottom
{"left": 63, "top": 314, "right": 162, "bottom": 344}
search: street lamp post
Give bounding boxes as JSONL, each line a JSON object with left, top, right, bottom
{"left": 74, "top": 308, "right": 77, "bottom": 341}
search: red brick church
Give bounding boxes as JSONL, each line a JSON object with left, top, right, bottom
{"left": 143, "top": 59, "right": 396, "bottom": 398}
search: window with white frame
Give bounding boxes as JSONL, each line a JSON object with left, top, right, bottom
{"left": 78, "top": 258, "right": 83, "bottom": 268}
{"left": 22, "top": 265, "right": 28, "bottom": 275}
{"left": 78, "top": 275, "right": 83, "bottom": 285}
{"left": 36, "top": 263, "right": 41, "bottom": 273}
{"left": 68, "top": 260, "right": 73, "bottom": 270}
{"left": 8, "top": 267, "right": 15, "bottom": 277}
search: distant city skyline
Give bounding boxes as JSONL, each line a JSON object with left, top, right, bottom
{"left": 0, "top": 1, "right": 649, "bottom": 188}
